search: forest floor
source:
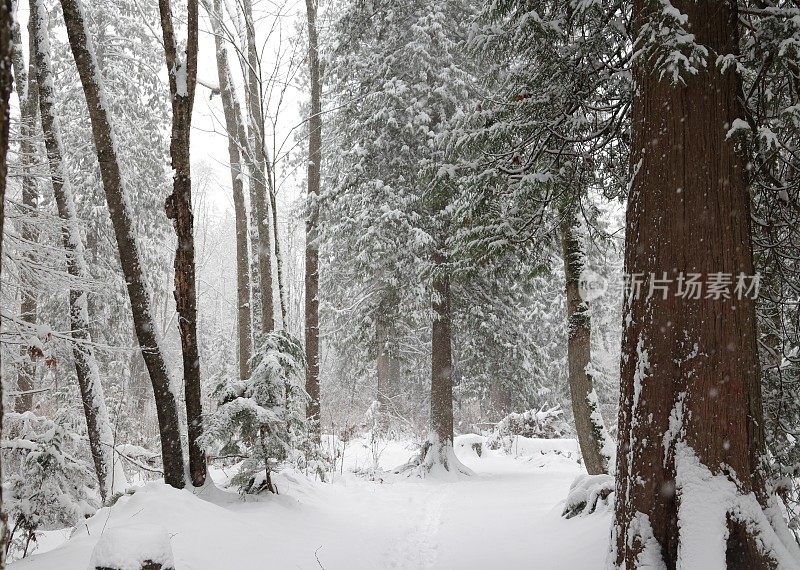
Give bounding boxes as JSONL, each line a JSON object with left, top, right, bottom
{"left": 12, "top": 436, "right": 610, "bottom": 569}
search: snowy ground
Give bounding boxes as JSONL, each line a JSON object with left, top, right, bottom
{"left": 12, "top": 435, "right": 610, "bottom": 569}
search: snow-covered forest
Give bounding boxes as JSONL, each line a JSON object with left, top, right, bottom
{"left": 0, "top": 0, "right": 797, "bottom": 568}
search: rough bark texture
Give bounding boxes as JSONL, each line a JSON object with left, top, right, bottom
{"left": 613, "top": 2, "right": 774, "bottom": 567}
{"left": 304, "top": 0, "right": 321, "bottom": 422}
{"left": 559, "top": 207, "right": 607, "bottom": 476}
{"left": 0, "top": 0, "right": 14, "bottom": 563}
{"left": 31, "top": 0, "right": 116, "bottom": 501}
{"left": 206, "top": 0, "right": 252, "bottom": 382}
{"left": 242, "top": 0, "right": 274, "bottom": 334}
{"left": 59, "top": 0, "right": 185, "bottom": 489}
{"left": 430, "top": 253, "right": 454, "bottom": 448}
{"left": 158, "top": 0, "right": 205, "bottom": 488}
{"left": 11, "top": 15, "right": 37, "bottom": 413}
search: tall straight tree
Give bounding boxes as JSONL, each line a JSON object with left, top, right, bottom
{"left": 304, "top": 0, "right": 321, "bottom": 423}
{"left": 59, "top": 0, "right": 185, "bottom": 489}
{"left": 559, "top": 203, "right": 608, "bottom": 476}
{"left": 31, "top": 0, "right": 117, "bottom": 501}
{"left": 10, "top": 8, "right": 37, "bottom": 413}
{"left": 428, "top": 251, "right": 457, "bottom": 469}
{"left": 612, "top": 1, "right": 799, "bottom": 567}
{"left": 158, "top": 0, "right": 206, "bottom": 488}
{"left": 205, "top": 0, "right": 252, "bottom": 382}
{"left": 242, "top": 0, "right": 274, "bottom": 333}
{"left": 0, "top": 0, "right": 13, "bottom": 563}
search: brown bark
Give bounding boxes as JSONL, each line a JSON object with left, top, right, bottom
{"left": 559, "top": 207, "right": 607, "bottom": 476}
{"left": 59, "top": 0, "right": 185, "bottom": 489}
{"left": 158, "top": 0, "right": 205, "bottom": 488}
{"left": 304, "top": 0, "right": 321, "bottom": 422}
{"left": 205, "top": 0, "right": 252, "bottom": 382}
{"left": 242, "top": 0, "right": 274, "bottom": 334}
{"left": 430, "top": 253, "right": 454, "bottom": 448}
{"left": 0, "top": 0, "right": 14, "bottom": 563}
{"left": 11, "top": 15, "right": 37, "bottom": 413}
{"left": 31, "top": 0, "right": 116, "bottom": 501}
{"left": 613, "top": 2, "right": 774, "bottom": 567}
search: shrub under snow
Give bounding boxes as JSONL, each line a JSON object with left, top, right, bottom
{"left": 486, "top": 406, "right": 570, "bottom": 453}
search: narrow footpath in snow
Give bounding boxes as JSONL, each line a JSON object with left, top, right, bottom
{"left": 13, "top": 436, "right": 610, "bottom": 570}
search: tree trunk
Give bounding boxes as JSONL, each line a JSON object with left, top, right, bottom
{"left": 11, "top": 14, "right": 37, "bottom": 413}
{"left": 375, "top": 303, "right": 400, "bottom": 434}
{"left": 242, "top": 0, "right": 274, "bottom": 334}
{"left": 304, "top": 0, "right": 321, "bottom": 423}
{"left": 0, "top": 0, "right": 15, "bottom": 564}
{"left": 488, "top": 380, "right": 511, "bottom": 419}
{"left": 205, "top": 0, "right": 252, "bottom": 382}
{"left": 59, "top": 0, "right": 185, "bottom": 489}
{"left": 422, "top": 251, "right": 462, "bottom": 472}
{"left": 31, "top": 0, "right": 117, "bottom": 501}
{"left": 269, "top": 189, "right": 287, "bottom": 328}
{"left": 612, "top": 2, "right": 796, "bottom": 567}
{"left": 559, "top": 206, "right": 608, "bottom": 476}
{"left": 158, "top": 0, "right": 205, "bottom": 488}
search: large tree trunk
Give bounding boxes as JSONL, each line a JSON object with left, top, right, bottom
{"left": 205, "top": 0, "right": 252, "bottom": 382}
{"left": 158, "top": 0, "right": 205, "bottom": 489}
{"left": 304, "top": 0, "right": 321, "bottom": 423}
{"left": 31, "top": 0, "right": 117, "bottom": 501}
{"left": 419, "top": 252, "right": 468, "bottom": 474}
{"left": 612, "top": 2, "right": 798, "bottom": 567}
{"left": 59, "top": 0, "right": 185, "bottom": 489}
{"left": 430, "top": 259, "right": 453, "bottom": 448}
{"left": 242, "top": 0, "right": 274, "bottom": 334}
{"left": 559, "top": 206, "right": 608, "bottom": 476}
{"left": 0, "top": 0, "right": 15, "bottom": 564}
{"left": 10, "top": 14, "right": 37, "bottom": 413}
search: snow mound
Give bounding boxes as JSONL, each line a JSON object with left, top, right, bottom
{"left": 562, "top": 473, "right": 614, "bottom": 519}
{"left": 454, "top": 434, "right": 484, "bottom": 459}
{"left": 90, "top": 523, "right": 174, "bottom": 570}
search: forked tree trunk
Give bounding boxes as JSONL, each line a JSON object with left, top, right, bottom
{"left": 559, "top": 206, "right": 608, "bottom": 476}
{"left": 0, "top": 0, "right": 15, "bottom": 563}
{"left": 612, "top": 2, "right": 798, "bottom": 567}
{"left": 10, "top": 15, "right": 37, "bottom": 413}
{"left": 59, "top": 0, "right": 185, "bottom": 489}
{"left": 304, "top": 0, "right": 321, "bottom": 423}
{"left": 242, "top": 0, "right": 274, "bottom": 334}
{"left": 31, "top": 0, "right": 117, "bottom": 501}
{"left": 158, "top": 0, "right": 206, "bottom": 488}
{"left": 205, "top": 0, "right": 252, "bottom": 382}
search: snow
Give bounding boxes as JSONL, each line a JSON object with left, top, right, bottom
{"left": 12, "top": 435, "right": 611, "bottom": 569}
{"left": 89, "top": 524, "right": 174, "bottom": 570}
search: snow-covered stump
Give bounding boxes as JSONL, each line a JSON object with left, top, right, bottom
{"left": 90, "top": 525, "right": 175, "bottom": 570}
